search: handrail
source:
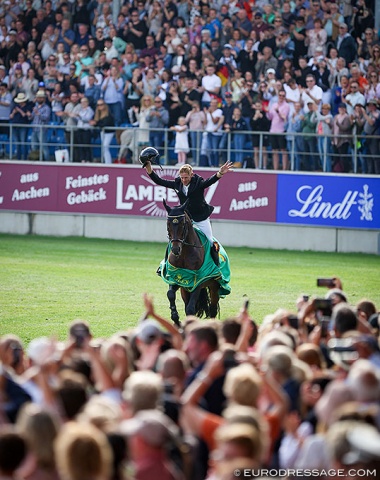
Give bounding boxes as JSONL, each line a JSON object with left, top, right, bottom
{"left": 0, "top": 122, "right": 377, "bottom": 173}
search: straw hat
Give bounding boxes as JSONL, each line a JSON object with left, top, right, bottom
{"left": 14, "top": 92, "right": 28, "bottom": 103}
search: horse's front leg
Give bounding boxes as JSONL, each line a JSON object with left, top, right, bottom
{"left": 184, "top": 286, "right": 202, "bottom": 317}
{"left": 167, "top": 284, "right": 180, "bottom": 326}
{"left": 209, "top": 283, "right": 220, "bottom": 318}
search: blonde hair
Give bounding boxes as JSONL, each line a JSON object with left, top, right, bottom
{"left": 179, "top": 164, "right": 193, "bottom": 175}
{"left": 76, "top": 396, "right": 123, "bottom": 432}
{"left": 17, "top": 404, "right": 60, "bottom": 470}
{"left": 54, "top": 422, "right": 112, "bottom": 480}
{"left": 94, "top": 103, "right": 110, "bottom": 122}
{"left": 140, "top": 95, "right": 154, "bottom": 108}
{"left": 122, "top": 370, "right": 163, "bottom": 413}
{"left": 223, "top": 363, "right": 262, "bottom": 407}
{"left": 214, "top": 422, "right": 263, "bottom": 464}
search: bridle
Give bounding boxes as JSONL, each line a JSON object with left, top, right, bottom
{"left": 167, "top": 213, "right": 188, "bottom": 246}
{"left": 167, "top": 213, "right": 206, "bottom": 249}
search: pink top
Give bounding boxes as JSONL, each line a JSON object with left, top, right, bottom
{"left": 268, "top": 101, "right": 290, "bottom": 133}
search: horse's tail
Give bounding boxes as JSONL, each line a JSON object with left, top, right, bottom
{"left": 195, "top": 287, "right": 220, "bottom": 319}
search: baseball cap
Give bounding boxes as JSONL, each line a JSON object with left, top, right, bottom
{"left": 266, "top": 68, "right": 276, "bottom": 75}
{"left": 27, "top": 337, "right": 56, "bottom": 365}
{"left": 223, "top": 43, "right": 232, "bottom": 49}
{"left": 9, "top": 30, "right": 17, "bottom": 35}
{"left": 135, "top": 319, "right": 163, "bottom": 344}
{"left": 225, "top": 91, "right": 232, "bottom": 97}
{"left": 254, "top": 12, "right": 262, "bottom": 18}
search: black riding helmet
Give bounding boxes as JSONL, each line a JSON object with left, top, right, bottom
{"left": 139, "top": 147, "right": 160, "bottom": 168}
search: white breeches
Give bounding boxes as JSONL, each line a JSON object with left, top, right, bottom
{"left": 193, "top": 218, "right": 213, "bottom": 244}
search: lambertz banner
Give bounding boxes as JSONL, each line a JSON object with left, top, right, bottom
{"left": 0, "top": 163, "right": 277, "bottom": 222}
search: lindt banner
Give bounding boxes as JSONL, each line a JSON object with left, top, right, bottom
{"left": 276, "top": 174, "right": 380, "bottom": 230}
{"left": 0, "top": 163, "right": 277, "bottom": 223}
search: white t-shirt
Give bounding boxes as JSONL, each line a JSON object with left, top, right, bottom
{"left": 205, "top": 108, "right": 223, "bottom": 135}
{"left": 344, "top": 91, "right": 365, "bottom": 116}
{"left": 202, "top": 74, "right": 222, "bottom": 103}
{"left": 301, "top": 85, "right": 323, "bottom": 112}
{"left": 284, "top": 84, "right": 301, "bottom": 115}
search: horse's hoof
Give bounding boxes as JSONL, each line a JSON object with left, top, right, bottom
{"left": 173, "top": 319, "right": 182, "bottom": 329}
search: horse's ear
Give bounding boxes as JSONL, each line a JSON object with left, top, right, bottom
{"left": 163, "top": 199, "right": 171, "bottom": 213}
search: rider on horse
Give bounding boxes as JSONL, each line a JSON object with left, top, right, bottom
{"left": 139, "top": 147, "right": 233, "bottom": 265}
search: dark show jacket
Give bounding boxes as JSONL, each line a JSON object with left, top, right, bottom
{"left": 148, "top": 170, "right": 220, "bottom": 222}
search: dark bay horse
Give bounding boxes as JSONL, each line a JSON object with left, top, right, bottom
{"left": 162, "top": 200, "right": 220, "bottom": 325}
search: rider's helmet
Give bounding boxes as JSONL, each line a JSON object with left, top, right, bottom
{"left": 139, "top": 147, "right": 160, "bottom": 167}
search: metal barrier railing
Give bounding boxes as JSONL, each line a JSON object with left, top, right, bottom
{"left": 0, "top": 122, "right": 378, "bottom": 174}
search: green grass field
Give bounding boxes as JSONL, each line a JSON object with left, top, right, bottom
{"left": 1, "top": 234, "right": 379, "bottom": 344}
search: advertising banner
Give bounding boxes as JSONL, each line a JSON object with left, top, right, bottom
{"left": 0, "top": 163, "right": 277, "bottom": 223}
{"left": 276, "top": 174, "right": 379, "bottom": 230}
{"left": 0, "top": 163, "right": 59, "bottom": 212}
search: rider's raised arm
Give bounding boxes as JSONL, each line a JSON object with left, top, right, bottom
{"left": 202, "top": 161, "right": 234, "bottom": 187}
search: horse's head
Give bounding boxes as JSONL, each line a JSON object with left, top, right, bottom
{"left": 164, "top": 199, "right": 190, "bottom": 257}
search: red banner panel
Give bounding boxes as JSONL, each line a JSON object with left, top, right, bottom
{"left": 0, "top": 163, "right": 277, "bottom": 223}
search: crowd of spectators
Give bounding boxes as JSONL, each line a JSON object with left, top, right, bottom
{"left": 0, "top": 0, "right": 380, "bottom": 171}
{"left": 1, "top": 286, "right": 380, "bottom": 480}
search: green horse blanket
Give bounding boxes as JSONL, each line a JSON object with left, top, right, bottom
{"left": 157, "top": 228, "right": 231, "bottom": 296}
